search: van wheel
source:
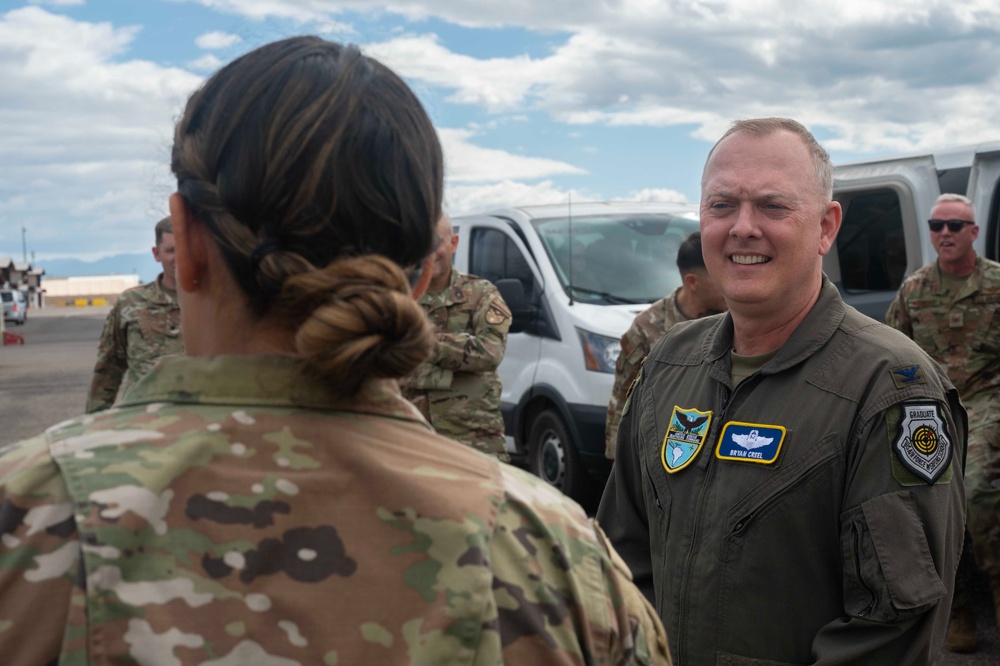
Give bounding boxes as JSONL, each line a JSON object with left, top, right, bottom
{"left": 527, "top": 409, "right": 592, "bottom": 503}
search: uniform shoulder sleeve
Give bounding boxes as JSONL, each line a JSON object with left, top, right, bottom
{"left": 0, "top": 436, "right": 81, "bottom": 664}
{"left": 491, "top": 465, "right": 671, "bottom": 664}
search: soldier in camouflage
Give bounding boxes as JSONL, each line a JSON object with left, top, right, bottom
{"left": 86, "top": 216, "right": 184, "bottom": 413}
{"left": 885, "top": 192, "right": 1000, "bottom": 653}
{"left": 0, "top": 37, "right": 671, "bottom": 665}
{"left": 402, "top": 214, "right": 513, "bottom": 461}
{"left": 605, "top": 232, "right": 726, "bottom": 458}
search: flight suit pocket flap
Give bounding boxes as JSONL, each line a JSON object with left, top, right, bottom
{"left": 862, "top": 491, "right": 946, "bottom": 611}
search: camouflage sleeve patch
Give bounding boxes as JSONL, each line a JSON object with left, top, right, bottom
{"left": 484, "top": 294, "right": 511, "bottom": 326}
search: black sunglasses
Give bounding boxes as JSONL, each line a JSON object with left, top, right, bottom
{"left": 928, "top": 219, "right": 974, "bottom": 233}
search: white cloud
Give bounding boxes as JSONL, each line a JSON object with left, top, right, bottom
{"left": 187, "top": 54, "right": 223, "bottom": 71}
{"left": 440, "top": 128, "right": 585, "bottom": 183}
{"left": 621, "top": 188, "right": 689, "bottom": 204}
{"left": 355, "top": 1, "right": 1000, "bottom": 153}
{"left": 446, "top": 180, "right": 599, "bottom": 216}
{"left": 0, "top": 7, "right": 201, "bottom": 258}
{"left": 29, "top": 0, "right": 84, "bottom": 6}
{"left": 195, "top": 31, "right": 242, "bottom": 49}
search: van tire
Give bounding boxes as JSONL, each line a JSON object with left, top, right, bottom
{"left": 527, "top": 409, "right": 592, "bottom": 503}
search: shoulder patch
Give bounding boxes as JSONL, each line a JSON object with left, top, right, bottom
{"left": 890, "top": 364, "right": 926, "bottom": 389}
{"left": 891, "top": 402, "right": 952, "bottom": 485}
{"left": 661, "top": 406, "right": 712, "bottom": 473}
{"left": 485, "top": 297, "right": 511, "bottom": 325}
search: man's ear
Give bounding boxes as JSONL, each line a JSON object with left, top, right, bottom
{"left": 682, "top": 271, "right": 699, "bottom": 292}
{"left": 169, "top": 193, "right": 207, "bottom": 292}
{"left": 412, "top": 255, "right": 435, "bottom": 299}
{"left": 818, "top": 201, "right": 843, "bottom": 256}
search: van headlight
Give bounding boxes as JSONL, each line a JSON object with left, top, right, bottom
{"left": 577, "top": 328, "right": 621, "bottom": 373}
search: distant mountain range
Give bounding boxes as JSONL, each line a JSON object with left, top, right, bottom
{"left": 38, "top": 253, "right": 161, "bottom": 283}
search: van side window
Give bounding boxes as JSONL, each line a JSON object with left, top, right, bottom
{"left": 837, "top": 189, "right": 907, "bottom": 292}
{"left": 470, "top": 229, "right": 537, "bottom": 301}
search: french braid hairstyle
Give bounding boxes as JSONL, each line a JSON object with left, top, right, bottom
{"left": 171, "top": 36, "right": 442, "bottom": 396}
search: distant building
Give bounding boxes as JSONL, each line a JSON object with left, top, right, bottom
{"left": 42, "top": 274, "right": 140, "bottom": 306}
{"left": 0, "top": 256, "right": 45, "bottom": 308}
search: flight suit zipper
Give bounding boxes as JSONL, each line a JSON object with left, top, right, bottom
{"left": 676, "top": 384, "right": 731, "bottom": 664}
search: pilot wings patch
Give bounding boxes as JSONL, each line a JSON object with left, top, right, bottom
{"left": 716, "top": 421, "right": 787, "bottom": 464}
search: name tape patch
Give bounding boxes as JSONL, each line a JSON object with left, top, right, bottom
{"left": 661, "top": 406, "right": 712, "bottom": 473}
{"left": 716, "top": 421, "right": 787, "bottom": 464}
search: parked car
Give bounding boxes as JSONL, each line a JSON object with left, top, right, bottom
{"left": 1, "top": 289, "right": 28, "bottom": 325}
{"left": 451, "top": 201, "right": 700, "bottom": 504}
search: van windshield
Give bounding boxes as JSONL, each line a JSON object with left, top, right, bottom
{"left": 533, "top": 213, "right": 700, "bottom": 304}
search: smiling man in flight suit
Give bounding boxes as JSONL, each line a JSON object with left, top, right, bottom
{"left": 598, "top": 117, "right": 967, "bottom": 665}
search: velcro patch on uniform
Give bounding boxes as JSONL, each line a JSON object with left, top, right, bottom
{"left": 661, "top": 406, "right": 712, "bottom": 473}
{"left": 485, "top": 298, "right": 511, "bottom": 325}
{"left": 715, "top": 422, "right": 786, "bottom": 464}
{"left": 890, "top": 365, "right": 926, "bottom": 389}
{"left": 892, "top": 402, "right": 952, "bottom": 485}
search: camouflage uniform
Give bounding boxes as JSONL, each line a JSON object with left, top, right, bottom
{"left": 886, "top": 256, "right": 1000, "bottom": 593}
{"left": 0, "top": 354, "right": 671, "bottom": 665}
{"left": 402, "top": 267, "right": 512, "bottom": 460}
{"left": 606, "top": 289, "right": 690, "bottom": 459}
{"left": 86, "top": 274, "right": 183, "bottom": 413}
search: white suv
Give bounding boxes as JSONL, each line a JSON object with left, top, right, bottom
{"left": 450, "top": 201, "right": 700, "bottom": 506}
{"left": 1, "top": 289, "right": 28, "bottom": 325}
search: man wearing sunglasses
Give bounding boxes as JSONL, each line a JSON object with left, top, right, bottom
{"left": 886, "top": 193, "right": 1000, "bottom": 653}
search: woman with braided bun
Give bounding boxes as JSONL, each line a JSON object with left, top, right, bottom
{"left": 0, "top": 36, "right": 669, "bottom": 665}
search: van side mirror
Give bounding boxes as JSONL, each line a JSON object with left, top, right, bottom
{"left": 495, "top": 278, "right": 531, "bottom": 334}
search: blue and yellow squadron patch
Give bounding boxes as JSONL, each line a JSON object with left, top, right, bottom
{"left": 661, "top": 406, "right": 712, "bottom": 473}
{"left": 716, "top": 421, "right": 787, "bottom": 464}
{"left": 893, "top": 402, "right": 952, "bottom": 484}
{"left": 890, "top": 364, "right": 926, "bottom": 389}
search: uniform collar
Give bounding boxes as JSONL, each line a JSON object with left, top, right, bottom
{"left": 667, "top": 287, "right": 691, "bottom": 323}
{"left": 419, "top": 266, "right": 466, "bottom": 309}
{"left": 932, "top": 255, "right": 983, "bottom": 300}
{"left": 120, "top": 354, "right": 431, "bottom": 427}
{"left": 705, "top": 275, "right": 846, "bottom": 380}
{"left": 150, "top": 273, "right": 179, "bottom": 305}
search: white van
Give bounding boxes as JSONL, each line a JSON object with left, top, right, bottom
{"left": 452, "top": 144, "right": 1000, "bottom": 504}
{"left": 450, "top": 202, "right": 700, "bottom": 504}
{"left": 828, "top": 141, "right": 1000, "bottom": 320}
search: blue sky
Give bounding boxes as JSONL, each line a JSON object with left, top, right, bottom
{"left": 3, "top": 0, "right": 1000, "bottom": 264}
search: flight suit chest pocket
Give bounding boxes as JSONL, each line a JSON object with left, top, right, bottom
{"left": 717, "top": 433, "right": 842, "bottom": 662}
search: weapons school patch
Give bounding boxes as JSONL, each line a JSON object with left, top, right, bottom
{"left": 661, "top": 406, "right": 712, "bottom": 473}
{"left": 715, "top": 421, "right": 786, "bottom": 464}
{"left": 893, "top": 402, "right": 952, "bottom": 484}
{"left": 890, "top": 364, "right": 926, "bottom": 389}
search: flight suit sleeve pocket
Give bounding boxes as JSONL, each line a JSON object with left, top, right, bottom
{"left": 843, "top": 491, "right": 946, "bottom": 621}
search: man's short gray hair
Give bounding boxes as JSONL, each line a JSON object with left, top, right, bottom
{"left": 934, "top": 193, "right": 976, "bottom": 220}
{"left": 704, "top": 117, "right": 834, "bottom": 200}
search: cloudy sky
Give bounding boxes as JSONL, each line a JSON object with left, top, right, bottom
{"left": 3, "top": 0, "right": 1000, "bottom": 263}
